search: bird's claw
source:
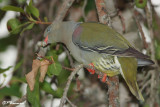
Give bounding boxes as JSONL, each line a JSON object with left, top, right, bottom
{"left": 87, "top": 63, "right": 108, "bottom": 83}
{"left": 98, "top": 74, "right": 108, "bottom": 83}
{"left": 87, "top": 63, "right": 95, "bottom": 74}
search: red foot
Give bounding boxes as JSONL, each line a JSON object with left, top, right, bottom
{"left": 102, "top": 74, "right": 107, "bottom": 82}
{"left": 87, "top": 63, "right": 95, "bottom": 74}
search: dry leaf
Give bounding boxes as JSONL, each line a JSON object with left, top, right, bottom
{"left": 39, "top": 60, "right": 50, "bottom": 82}
{"left": 26, "top": 59, "right": 41, "bottom": 91}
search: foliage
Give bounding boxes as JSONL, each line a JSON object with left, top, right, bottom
{"left": 0, "top": 66, "right": 12, "bottom": 74}
{"left": 0, "top": 0, "right": 159, "bottom": 107}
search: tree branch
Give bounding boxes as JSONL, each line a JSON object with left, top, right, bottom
{"left": 82, "top": 0, "right": 88, "bottom": 22}
{"left": 55, "top": 0, "right": 75, "bottom": 21}
{"left": 95, "top": 0, "right": 119, "bottom": 107}
{"left": 59, "top": 64, "right": 83, "bottom": 107}
{"left": 95, "top": 0, "right": 110, "bottom": 25}
{"left": 145, "top": 1, "right": 160, "bottom": 106}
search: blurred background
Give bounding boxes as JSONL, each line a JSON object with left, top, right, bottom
{"left": 0, "top": 0, "right": 160, "bottom": 107}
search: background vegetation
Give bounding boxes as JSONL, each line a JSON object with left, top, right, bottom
{"left": 0, "top": 0, "right": 160, "bottom": 107}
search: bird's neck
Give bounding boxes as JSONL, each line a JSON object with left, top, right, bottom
{"left": 58, "top": 21, "right": 78, "bottom": 45}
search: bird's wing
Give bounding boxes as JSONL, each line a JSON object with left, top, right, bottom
{"left": 72, "top": 22, "right": 149, "bottom": 59}
{"left": 118, "top": 57, "right": 144, "bottom": 101}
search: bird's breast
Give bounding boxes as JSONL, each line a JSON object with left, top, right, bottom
{"left": 93, "top": 55, "right": 120, "bottom": 76}
{"left": 66, "top": 41, "right": 120, "bottom": 76}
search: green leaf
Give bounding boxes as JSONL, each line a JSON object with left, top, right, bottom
{"left": 1, "top": 5, "right": 24, "bottom": 13}
{"left": 0, "top": 66, "right": 12, "bottom": 73}
{"left": 47, "top": 63, "right": 62, "bottom": 76}
{"left": 44, "top": 17, "right": 48, "bottom": 22}
{"left": 20, "top": 23, "right": 35, "bottom": 35}
{"left": 47, "top": 50, "right": 58, "bottom": 61}
{"left": 29, "top": 0, "right": 33, "bottom": 6}
{"left": 26, "top": 5, "right": 39, "bottom": 18}
{"left": 40, "top": 81, "right": 54, "bottom": 95}
{"left": 11, "top": 76, "right": 26, "bottom": 84}
{"left": 54, "top": 88, "right": 63, "bottom": 98}
{"left": 57, "top": 58, "right": 70, "bottom": 85}
{"left": 30, "top": 6, "right": 39, "bottom": 18}
{"left": 0, "top": 83, "right": 22, "bottom": 99}
{"left": 13, "top": 59, "right": 23, "bottom": 72}
{"left": 27, "top": 73, "right": 40, "bottom": 107}
{"left": 9, "top": 21, "right": 30, "bottom": 34}
{"left": 40, "top": 81, "right": 63, "bottom": 98}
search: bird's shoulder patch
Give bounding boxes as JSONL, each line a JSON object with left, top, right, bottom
{"left": 73, "top": 24, "right": 83, "bottom": 39}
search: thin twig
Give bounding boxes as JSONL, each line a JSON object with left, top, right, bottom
{"left": 62, "top": 66, "right": 75, "bottom": 71}
{"left": 140, "top": 80, "right": 151, "bottom": 92}
{"left": 118, "top": 11, "right": 126, "bottom": 33}
{"left": 66, "top": 97, "right": 77, "bottom": 107}
{"left": 145, "top": 1, "right": 160, "bottom": 106}
{"left": 59, "top": 64, "right": 83, "bottom": 107}
{"left": 139, "top": 70, "right": 152, "bottom": 86}
{"left": 55, "top": 0, "right": 75, "bottom": 21}
{"left": 8, "top": 95, "right": 27, "bottom": 107}
{"left": 34, "top": 21, "right": 52, "bottom": 25}
{"left": 133, "top": 10, "right": 148, "bottom": 49}
{"left": 63, "top": 47, "right": 74, "bottom": 67}
{"left": 82, "top": 0, "right": 88, "bottom": 21}
{"left": 143, "top": 70, "right": 152, "bottom": 81}
{"left": 51, "top": 96, "right": 54, "bottom": 107}
{"left": 49, "top": 0, "right": 58, "bottom": 21}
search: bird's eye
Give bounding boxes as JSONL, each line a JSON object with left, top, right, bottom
{"left": 47, "top": 26, "right": 51, "bottom": 32}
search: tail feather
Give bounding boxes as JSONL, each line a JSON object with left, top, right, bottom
{"left": 137, "top": 58, "right": 154, "bottom": 66}
{"left": 118, "top": 57, "right": 144, "bottom": 101}
{"left": 126, "top": 79, "right": 144, "bottom": 101}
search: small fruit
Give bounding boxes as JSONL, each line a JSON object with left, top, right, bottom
{"left": 7, "top": 18, "right": 21, "bottom": 34}
{"left": 135, "top": 0, "right": 147, "bottom": 8}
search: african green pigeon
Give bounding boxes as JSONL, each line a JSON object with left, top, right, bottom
{"left": 43, "top": 21, "right": 154, "bottom": 101}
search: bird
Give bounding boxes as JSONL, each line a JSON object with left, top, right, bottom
{"left": 43, "top": 21, "right": 154, "bottom": 101}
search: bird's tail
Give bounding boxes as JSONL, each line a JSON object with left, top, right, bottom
{"left": 118, "top": 57, "right": 144, "bottom": 101}
{"left": 126, "top": 79, "right": 144, "bottom": 101}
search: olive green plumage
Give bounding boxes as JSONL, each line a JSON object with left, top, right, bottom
{"left": 79, "top": 22, "right": 132, "bottom": 50}
{"left": 44, "top": 21, "right": 154, "bottom": 101}
{"left": 118, "top": 57, "right": 144, "bottom": 101}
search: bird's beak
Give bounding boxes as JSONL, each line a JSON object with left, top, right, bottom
{"left": 44, "top": 35, "right": 48, "bottom": 44}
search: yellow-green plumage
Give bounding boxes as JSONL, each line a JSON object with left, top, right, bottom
{"left": 72, "top": 22, "right": 150, "bottom": 101}
{"left": 44, "top": 21, "right": 154, "bottom": 101}
{"left": 92, "top": 55, "right": 144, "bottom": 101}
{"left": 118, "top": 57, "right": 144, "bottom": 101}
{"left": 79, "top": 22, "right": 132, "bottom": 50}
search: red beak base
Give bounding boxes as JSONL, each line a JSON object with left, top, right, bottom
{"left": 44, "top": 35, "right": 48, "bottom": 44}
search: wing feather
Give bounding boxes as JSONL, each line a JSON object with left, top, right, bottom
{"left": 72, "top": 22, "right": 154, "bottom": 66}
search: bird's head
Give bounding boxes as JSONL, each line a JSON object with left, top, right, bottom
{"left": 43, "top": 21, "right": 63, "bottom": 44}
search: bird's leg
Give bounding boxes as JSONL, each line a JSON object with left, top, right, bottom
{"left": 86, "top": 63, "right": 95, "bottom": 74}
{"left": 101, "top": 74, "right": 107, "bottom": 82}
{"left": 98, "top": 73, "right": 108, "bottom": 83}
{"left": 87, "top": 63, "right": 108, "bottom": 83}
